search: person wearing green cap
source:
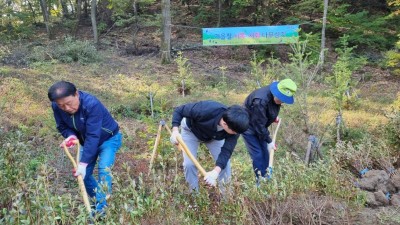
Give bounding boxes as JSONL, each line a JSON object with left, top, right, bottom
{"left": 242, "top": 79, "right": 297, "bottom": 185}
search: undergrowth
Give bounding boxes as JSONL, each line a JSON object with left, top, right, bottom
{"left": 0, "top": 129, "right": 364, "bottom": 224}
{"left": 0, "top": 39, "right": 398, "bottom": 224}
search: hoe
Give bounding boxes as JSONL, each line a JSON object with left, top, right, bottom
{"left": 148, "top": 120, "right": 207, "bottom": 177}
{"left": 62, "top": 141, "right": 91, "bottom": 214}
{"left": 267, "top": 118, "right": 282, "bottom": 178}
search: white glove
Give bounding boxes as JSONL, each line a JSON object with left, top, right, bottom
{"left": 204, "top": 169, "right": 220, "bottom": 186}
{"left": 170, "top": 129, "right": 181, "bottom": 145}
{"left": 60, "top": 135, "right": 78, "bottom": 148}
{"left": 267, "top": 141, "right": 276, "bottom": 152}
{"left": 74, "top": 162, "right": 88, "bottom": 178}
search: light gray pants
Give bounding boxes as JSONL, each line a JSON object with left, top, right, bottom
{"left": 180, "top": 119, "right": 231, "bottom": 192}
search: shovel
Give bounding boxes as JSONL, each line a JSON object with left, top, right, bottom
{"left": 62, "top": 141, "right": 91, "bottom": 214}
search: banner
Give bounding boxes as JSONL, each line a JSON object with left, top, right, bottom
{"left": 202, "top": 25, "right": 299, "bottom": 46}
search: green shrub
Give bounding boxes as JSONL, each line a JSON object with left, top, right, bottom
{"left": 328, "top": 4, "right": 396, "bottom": 51}
{"left": 264, "top": 153, "right": 356, "bottom": 200}
{"left": 341, "top": 127, "right": 367, "bottom": 144}
{"left": 384, "top": 35, "right": 400, "bottom": 76}
{"left": 29, "top": 46, "right": 50, "bottom": 62}
{"left": 0, "top": 11, "right": 35, "bottom": 42}
{"left": 61, "top": 19, "right": 78, "bottom": 31}
{"left": 193, "top": 5, "right": 215, "bottom": 25}
{"left": 97, "top": 22, "right": 108, "bottom": 34}
{"left": 28, "top": 37, "right": 100, "bottom": 65}
{"left": 54, "top": 37, "right": 99, "bottom": 64}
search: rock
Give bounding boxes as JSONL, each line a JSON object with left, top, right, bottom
{"left": 390, "top": 194, "right": 400, "bottom": 206}
{"left": 362, "top": 170, "right": 388, "bottom": 179}
{"left": 385, "top": 180, "right": 397, "bottom": 193}
{"left": 358, "top": 177, "right": 378, "bottom": 191}
{"left": 374, "top": 190, "right": 389, "bottom": 206}
{"left": 376, "top": 183, "right": 388, "bottom": 193}
{"left": 358, "top": 170, "right": 389, "bottom": 191}
{"left": 391, "top": 173, "right": 400, "bottom": 190}
{"left": 365, "top": 192, "right": 381, "bottom": 207}
{"left": 376, "top": 180, "right": 396, "bottom": 193}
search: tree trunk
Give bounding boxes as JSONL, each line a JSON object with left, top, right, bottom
{"left": 217, "top": 0, "right": 221, "bottom": 27}
{"left": 69, "top": 0, "right": 75, "bottom": 14}
{"left": 133, "top": 0, "right": 138, "bottom": 16}
{"left": 98, "top": 0, "right": 113, "bottom": 27}
{"left": 336, "top": 111, "right": 342, "bottom": 143}
{"left": 305, "top": 139, "right": 312, "bottom": 165}
{"left": 6, "top": 0, "right": 13, "bottom": 34}
{"left": 91, "top": 0, "right": 98, "bottom": 46}
{"left": 129, "top": 0, "right": 140, "bottom": 54}
{"left": 84, "top": 0, "right": 89, "bottom": 18}
{"left": 318, "top": 0, "right": 329, "bottom": 71}
{"left": 60, "top": 0, "right": 69, "bottom": 18}
{"left": 26, "top": 0, "right": 37, "bottom": 23}
{"left": 161, "top": 0, "right": 171, "bottom": 64}
{"left": 74, "top": 0, "right": 82, "bottom": 36}
{"left": 39, "top": 0, "right": 51, "bottom": 38}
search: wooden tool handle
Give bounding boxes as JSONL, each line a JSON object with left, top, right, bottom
{"left": 63, "top": 142, "right": 92, "bottom": 214}
{"left": 165, "top": 125, "right": 207, "bottom": 177}
{"left": 268, "top": 118, "right": 282, "bottom": 168}
{"left": 148, "top": 123, "right": 163, "bottom": 175}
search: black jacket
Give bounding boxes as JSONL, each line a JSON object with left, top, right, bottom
{"left": 171, "top": 100, "right": 239, "bottom": 170}
{"left": 244, "top": 85, "right": 280, "bottom": 143}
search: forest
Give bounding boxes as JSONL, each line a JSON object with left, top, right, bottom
{"left": 1, "top": 0, "right": 400, "bottom": 224}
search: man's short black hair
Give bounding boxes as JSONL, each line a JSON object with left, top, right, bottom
{"left": 48, "top": 81, "right": 77, "bottom": 102}
{"left": 222, "top": 105, "right": 249, "bottom": 134}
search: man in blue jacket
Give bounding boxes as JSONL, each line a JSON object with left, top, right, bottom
{"left": 170, "top": 100, "right": 249, "bottom": 192}
{"left": 48, "top": 81, "right": 122, "bottom": 216}
{"left": 243, "top": 79, "right": 297, "bottom": 185}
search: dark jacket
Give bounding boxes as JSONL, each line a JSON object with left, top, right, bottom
{"left": 171, "top": 100, "right": 239, "bottom": 170}
{"left": 244, "top": 85, "right": 280, "bottom": 143}
{"left": 52, "top": 91, "right": 119, "bottom": 164}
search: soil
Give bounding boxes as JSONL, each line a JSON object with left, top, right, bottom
{"left": 96, "top": 25, "right": 400, "bottom": 223}
{"left": 2, "top": 8, "right": 400, "bottom": 224}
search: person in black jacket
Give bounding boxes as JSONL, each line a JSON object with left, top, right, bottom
{"left": 48, "top": 81, "right": 122, "bottom": 216}
{"left": 243, "top": 79, "right": 297, "bottom": 184}
{"left": 170, "top": 100, "right": 249, "bottom": 192}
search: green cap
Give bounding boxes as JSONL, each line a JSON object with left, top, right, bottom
{"left": 270, "top": 78, "right": 297, "bottom": 104}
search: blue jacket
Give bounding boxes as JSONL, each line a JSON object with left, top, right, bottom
{"left": 172, "top": 100, "right": 239, "bottom": 170}
{"left": 52, "top": 91, "right": 119, "bottom": 164}
{"left": 244, "top": 85, "right": 280, "bottom": 143}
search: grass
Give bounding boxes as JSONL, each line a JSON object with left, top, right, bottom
{"left": 0, "top": 42, "right": 399, "bottom": 224}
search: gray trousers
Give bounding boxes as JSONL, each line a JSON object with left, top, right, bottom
{"left": 180, "top": 119, "right": 231, "bottom": 192}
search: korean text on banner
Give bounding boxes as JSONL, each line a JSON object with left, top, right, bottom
{"left": 202, "top": 25, "right": 299, "bottom": 46}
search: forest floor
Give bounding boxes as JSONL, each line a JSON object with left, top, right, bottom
{"left": 2, "top": 8, "right": 400, "bottom": 223}
{"left": 87, "top": 23, "right": 400, "bottom": 224}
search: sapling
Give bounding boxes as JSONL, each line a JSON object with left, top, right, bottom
{"left": 326, "top": 35, "right": 366, "bottom": 142}
{"left": 174, "top": 51, "right": 194, "bottom": 97}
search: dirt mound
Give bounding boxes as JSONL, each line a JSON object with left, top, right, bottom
{"left": 356, "top": 169, "right": 400, "bottom": 207}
